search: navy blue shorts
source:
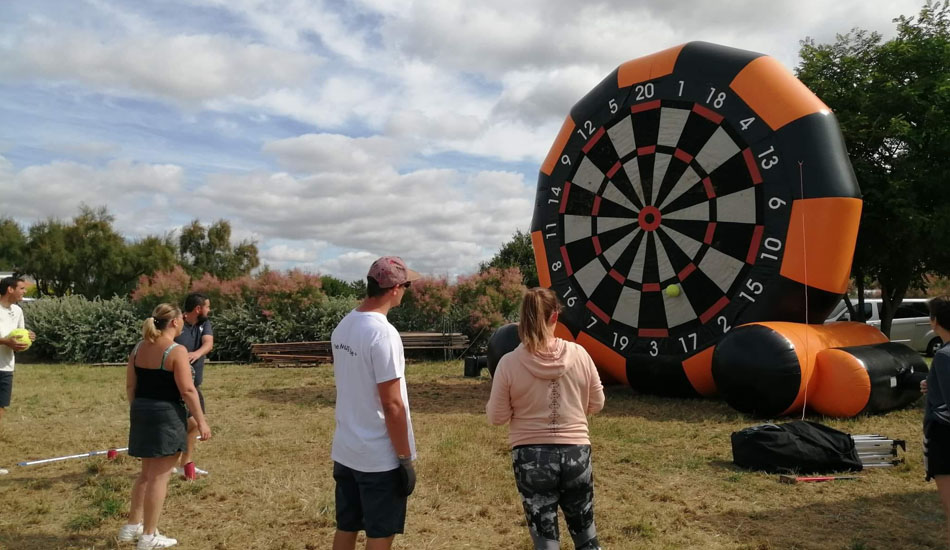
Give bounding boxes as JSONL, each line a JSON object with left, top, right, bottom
{"left": 333, "top": 461, "right": 407, "bottom": 538}
{"left": 925, "top": 420, "right": 950, "bottom": 480}
{"left": 0, "top": 371, "right": 12, "bottom": 408}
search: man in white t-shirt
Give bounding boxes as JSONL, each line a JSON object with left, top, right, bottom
{"left": 330, "top": 256, "right": 420, "bottom": 550}
{"left": 0, "top": 277, "right": 35, "bottom": 427}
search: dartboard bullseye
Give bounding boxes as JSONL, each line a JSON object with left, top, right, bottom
{"left": 531, "top": 42, "right": 862, "bottom": 398}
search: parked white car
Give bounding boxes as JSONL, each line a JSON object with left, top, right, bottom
{"left": 825, "top": 298, "right": 942, "bottom": 356}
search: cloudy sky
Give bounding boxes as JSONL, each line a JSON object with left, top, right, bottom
{"left": 0, "top": 0, "right": 926, "bottom": 282}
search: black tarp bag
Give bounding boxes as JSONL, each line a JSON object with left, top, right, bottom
{"left": 731, "top": 420, "right": 863, "bottom": 474}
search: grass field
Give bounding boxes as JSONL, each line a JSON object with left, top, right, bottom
{"left": 0, "top": 361, "right": 942, "bottom": 550}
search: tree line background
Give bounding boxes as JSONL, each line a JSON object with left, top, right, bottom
{"left": 3, "top": 2, "right": 950, "bottom": 361}
{"left": 0, "top": 207, "right": 527, "bottom": 363}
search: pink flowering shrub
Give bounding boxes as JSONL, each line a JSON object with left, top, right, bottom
{"left": 131, "top": 265, "right": 192, "bottom": 312}
{"left": 454, "top": 267, "right": 525, "bottom": 336}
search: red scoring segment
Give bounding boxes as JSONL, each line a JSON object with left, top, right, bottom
{"left": 742, "top": 149, "right": 764, "bottom": 184}
{"left": 560, "top": 245, "right": 573, "bottom": 275}
{"left": 587, "top": 301, "right": 610, "bottom": 323}
{"left": 558, "top": 182, "right": 572, "bottom": 214}
{"left": 699, "top": 296, "right": 730, "bottom": 324}
{"left": 692, "top": 103, "right": 724, "bottom": 124}
{"left": 703, "top": 222, "right": 717, "bottom": 245}
{"left": 746, "top": 225, "right": 764, "bottom": 264}
{"left": 632, "top": 100, "right": 662, "bottom": 113}
{"left": 638, "top": 206, "right": 662, "bottom": 231}
{"left": 607, "top": 161, "right": 621, "bottom": 178}
{"left": 582, "top": 127, "right": 606, "bottom": 153}
{"left": 673, "top": 148, "right": 693, "bottom": 164}
{"left": 677, "top": 262, "right": 697, "bottom": 281}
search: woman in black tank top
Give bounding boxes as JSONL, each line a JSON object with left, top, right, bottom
{"left": 118, "top": 304, "right": 212, "bottom": 549}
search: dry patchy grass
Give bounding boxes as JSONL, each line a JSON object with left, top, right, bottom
{"left": 0, "top": 362, "right": 942, "bottom": 549}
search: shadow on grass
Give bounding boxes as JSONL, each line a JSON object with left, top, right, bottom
{"left": 249, "top": 373, "right": 772, "bottom": 422}
{"left": 0, "top": 532, "right": 107, "bottom": 550}
{"left": 249, "top": 378, "right": 495, "bottom": 414}
{"left": 5, "top": 469, "right": 93, "bottom": 487}
{"left": 599, "top": 384, "right": 752, "bottom": 423}
{"left": 697, "top": 489, "right": 942, "bottom": 549}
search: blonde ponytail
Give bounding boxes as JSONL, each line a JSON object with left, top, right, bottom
{"left": 518, "top": 288, "right": 560, "bottom": 355}
{"left": 142, "top": 303, "right": 182, "bottom": 343}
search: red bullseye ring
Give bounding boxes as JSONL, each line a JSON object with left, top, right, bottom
{"left": 638, "top": 206, "right": 662, "bottom": 231}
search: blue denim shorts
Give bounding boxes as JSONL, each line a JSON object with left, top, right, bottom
{"left": 333, "top": 461, "right": 407, "bottom": 538}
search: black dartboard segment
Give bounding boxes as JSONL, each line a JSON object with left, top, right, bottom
{"left": 531, "top": 42, "right": 861, "bottom": 397}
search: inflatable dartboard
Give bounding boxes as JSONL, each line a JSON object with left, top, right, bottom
{"left": 530, "top": 42, "right": 862, "bottom": 398}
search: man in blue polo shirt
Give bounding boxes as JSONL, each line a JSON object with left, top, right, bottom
{"left": 175, "top": 292, "right": 213, "bottom": 480}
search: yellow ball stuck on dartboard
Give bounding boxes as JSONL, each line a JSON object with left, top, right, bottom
{"left": 7, "top": 328, "right": 32, "bottom": 351}
{"left": 665, "top": 284, "right": 681, "bottom": 298}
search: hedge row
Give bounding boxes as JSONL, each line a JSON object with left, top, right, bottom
{"left": 21, "top": 295, "right": 358, "bottom": 364}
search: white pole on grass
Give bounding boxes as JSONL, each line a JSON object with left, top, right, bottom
{"left": 17, "top": 447, "right": 128, "bottom": 467}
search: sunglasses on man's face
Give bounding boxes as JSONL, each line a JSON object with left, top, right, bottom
{"left": 400, "top": 281, "right": 412, "bottom": 289}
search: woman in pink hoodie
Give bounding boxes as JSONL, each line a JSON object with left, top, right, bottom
{"left": 487, "top": 288, "right": 605, "bottom": 550}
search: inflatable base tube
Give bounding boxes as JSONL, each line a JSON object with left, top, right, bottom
{"left": 486, "top": 323, "right": 520, "bottom": 378}
{"left": 712, "top": 322, "right": 888, "bottom": 417}
{"left": 810, "top": 342, "right": 927, "bottom": 417}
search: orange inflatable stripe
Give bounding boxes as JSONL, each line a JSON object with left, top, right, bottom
{"left": 746, "top": 321, "right": 886, "bottom": 416}
{"left": 682, "top": 346, "right": 716, "bottom": 396}
{"left": 540, "top": 116, "right": 575, "bottom": 176}
{"left": 780, "top": 198, "right": 862, "bottom": 294}
{"left": 554, "top": 322, "right": 575, "bottom": 343}
{"left": 730, "top": 56, "right": 829, "bottom": 130}
{"left": 576, "top": 331, "right": 627, "bottom": 385}
{"left": 531, "top": 231, "right": 552, "bottom": 289}
{"left": 617, "top": 44, "right": 684, "bottom": 88}
{"left": 810, "top": 348, "right": 871, "bottom": 417}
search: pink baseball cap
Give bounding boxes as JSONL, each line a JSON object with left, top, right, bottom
{"left": 367, "top": 256, "right": 421, "bottom": 288}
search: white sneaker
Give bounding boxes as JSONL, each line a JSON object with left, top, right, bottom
{"left": 194, "top": 465, "right": 209, "bottom": 476}
{"left": 117, "top": 523, "right": 143, "bottom": 542}
{"left": 0, "top": 468, "right": 8, "bottom": 475}
{"left": 137, "top": 531, "right": 177, "bottom": 549}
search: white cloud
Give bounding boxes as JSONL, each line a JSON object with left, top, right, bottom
{"left": 263, "top": 133, "right": 408, "bottom": 174}
{"left": 188, "top": 143, "right": 533, "bottom": 277}
{"left": 0, "top": 156, "right": 185, "bottom": 237}
{"left": 261, "top": 241, "right": 329, "bottom": 264}
{"left": 0, "top": 27, "right": 321, "bottom": 103}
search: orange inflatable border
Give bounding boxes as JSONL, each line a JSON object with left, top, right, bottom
{"left": 730, "top": 56, "right": 830, "bottom": 130}
{"left": 780, "top": 198, "right": 862, "bottom": 294}
{"left": 617, "top": 44, "right": 685, "bottom": 88}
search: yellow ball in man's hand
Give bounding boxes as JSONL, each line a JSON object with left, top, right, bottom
{"left": 8, "top": 328, "right": 32, "bottom": 351}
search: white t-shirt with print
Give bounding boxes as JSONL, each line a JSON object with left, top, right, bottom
{"left": 330, "top": 310, "right": 416, "bottom": 472}
{"left": 0, "top": 303, "right": 25, "bottom": 372}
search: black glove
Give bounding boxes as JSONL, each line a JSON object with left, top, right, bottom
{"left": 397, "top": 456, "right": 416, "bottom": 496}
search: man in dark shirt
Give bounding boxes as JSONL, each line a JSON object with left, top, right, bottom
{"left": 175, "top": 292, "right": 213, "bottom": 479}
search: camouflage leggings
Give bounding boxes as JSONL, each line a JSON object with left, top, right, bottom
{"left": 511, "top": 444, "right": 600, "bottom": 550}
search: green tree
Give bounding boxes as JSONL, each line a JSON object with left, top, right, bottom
{"left": 23, "top": 206, "right": 180, "bottom": 299}
{"left": 178, "top": 219, "right": 259, "bottom": 279}
{"left": 480, "top": 229, "right": 539, "bottom": 287}
{"left": 320, "top": 275, "right": 362, "bottom": 298}
{"left": 0, "top": 218, "right": 27, "bottom": 270}
{"left": 797, "top": 0, "right": 950, "bottom": 335}
{"left": 24, "top": 218, "right": 71, "bottom": 296}
{"left": 126, "top": 235, "right": 179, "bottom": 286}
{"left": 64, "top": 206, "right": 130, "bottom": 299}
